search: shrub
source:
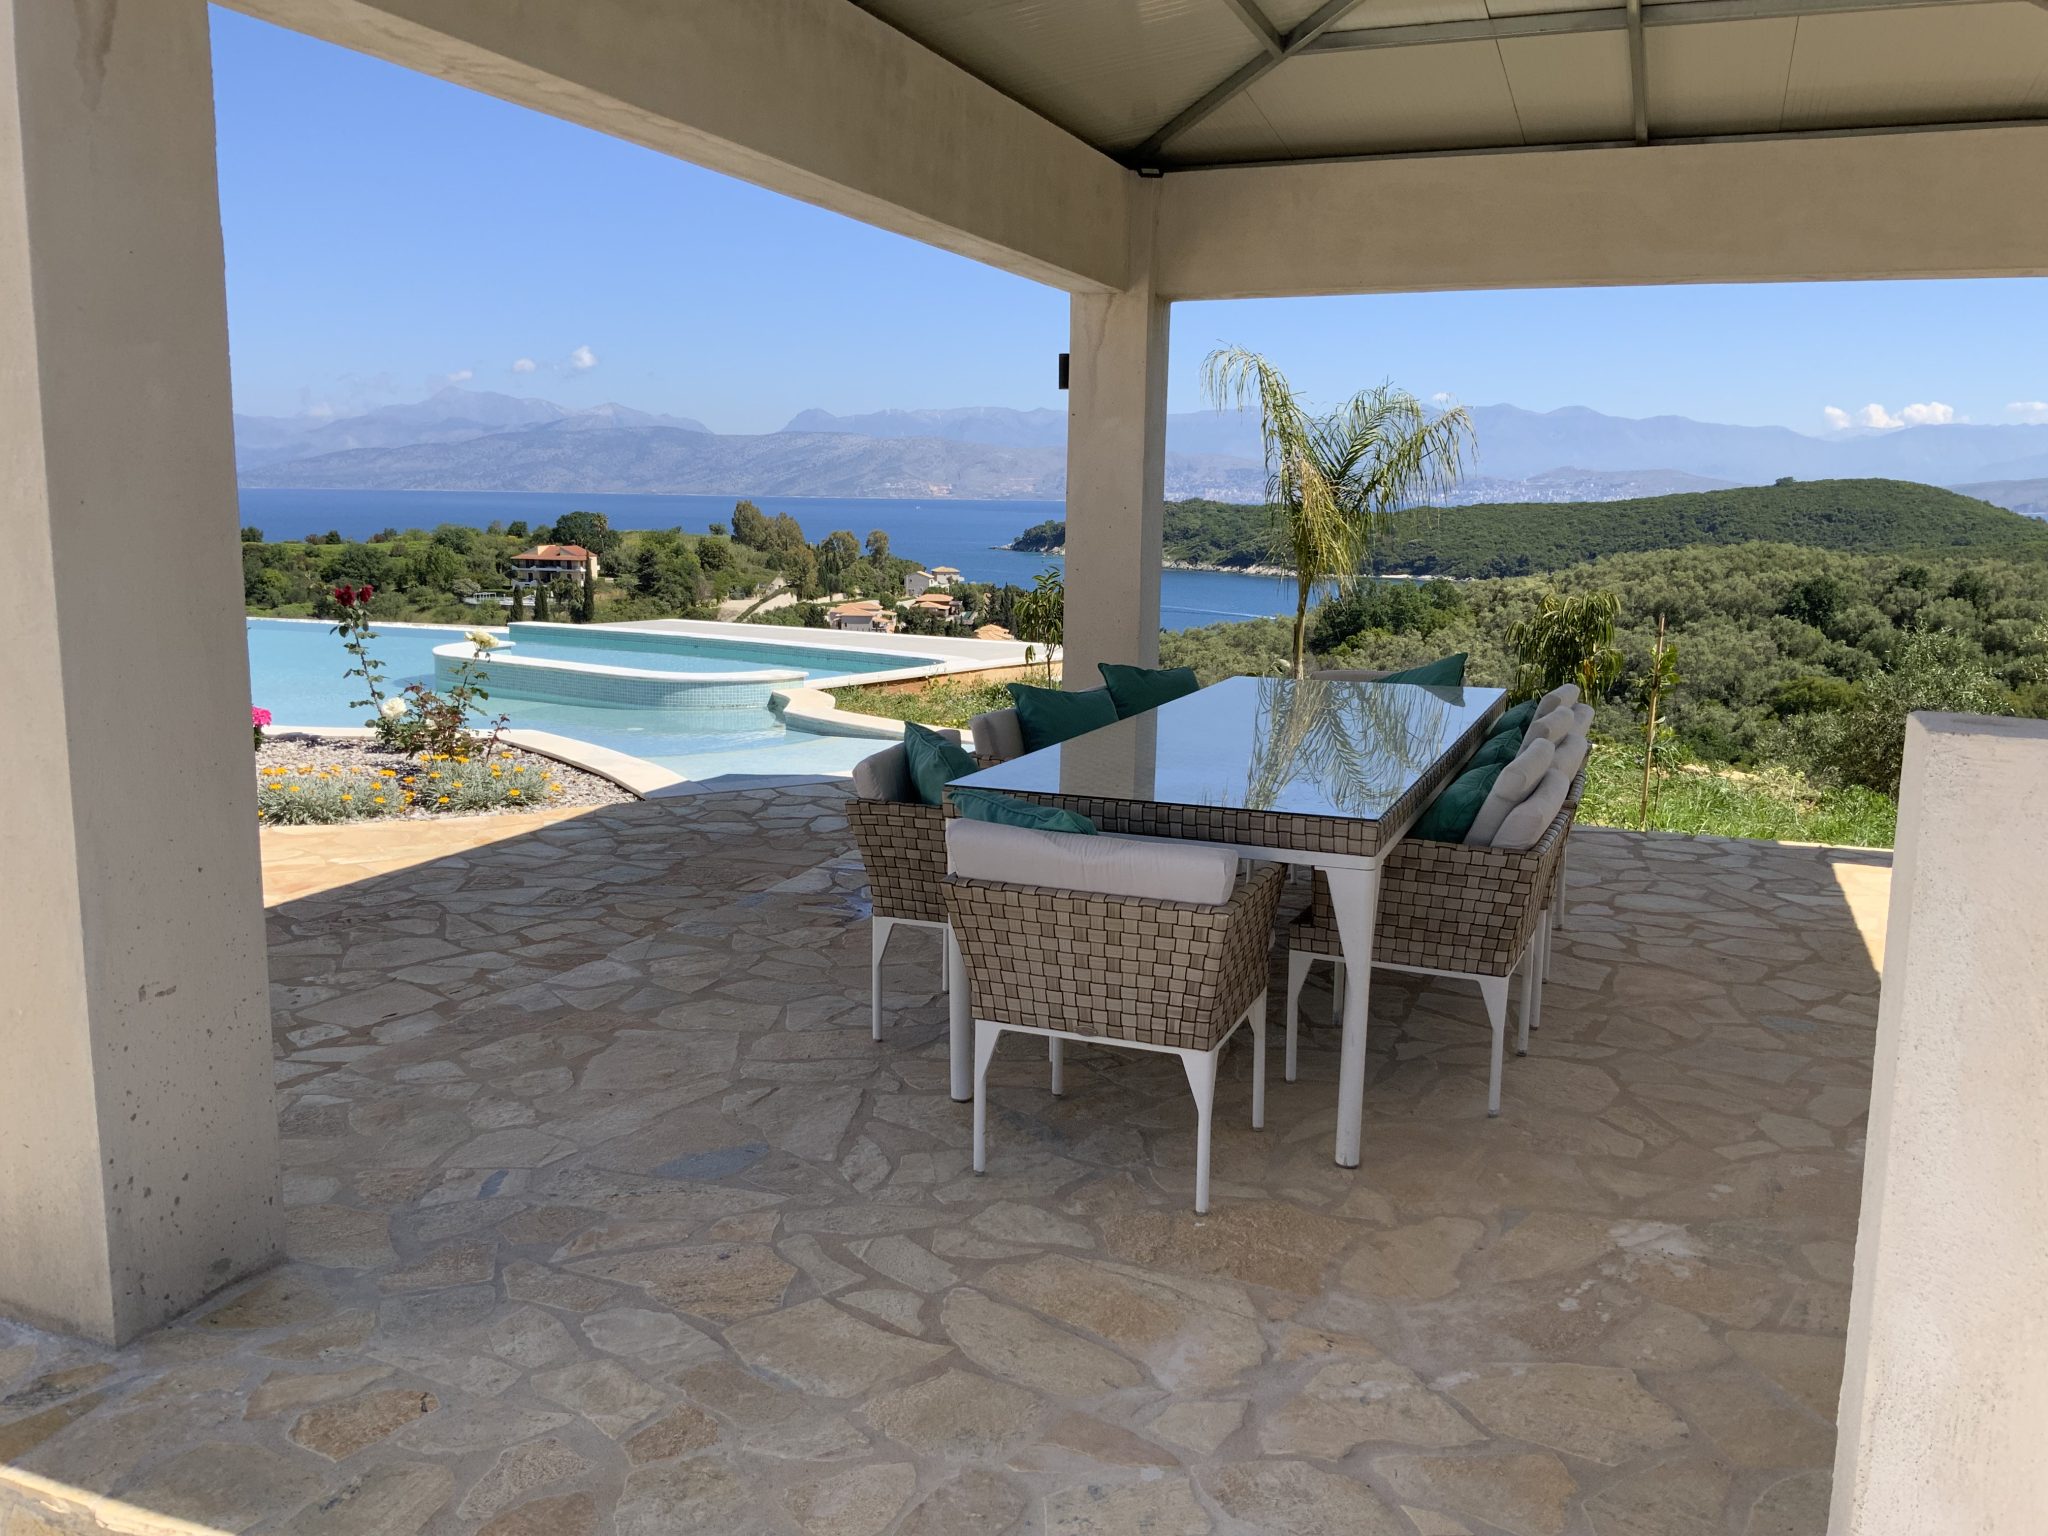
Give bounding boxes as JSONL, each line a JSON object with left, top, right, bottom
{"left": 257, "top": 753, "right": 559, "bottom": 824}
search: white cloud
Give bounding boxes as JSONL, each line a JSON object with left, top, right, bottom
{"left": 1430, "top": 391, "right": 1454, "bottom": 406}
{"left": 1897, "top": 401, "right": 1955, "bottom": 427}
{"left": 446, "top": 368, "right": 473, "bottom": 384}
{"left": 569, "top": 344, "right": 598, "bottom": 371}
{"left": 510, "top": 357, "right": 538, "bottom": 374}
{"left": 1830, "top": 401, "right": 1958, "bottom": 431}
{"left": 2007, "top": 401, "right": 2048, "bottom": 423}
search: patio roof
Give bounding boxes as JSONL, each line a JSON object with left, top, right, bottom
{"left": 854, "top": 0, "right": 2048, "bottom": 167}
{"left": 0, "top": 786, "right": 1889, "bottom": 1534}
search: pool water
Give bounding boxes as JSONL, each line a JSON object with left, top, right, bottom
{"left": 501, "top": 623, "right": 933, "bottom": 679}
{"left": 247, "top": 619, "right": 885, "bottom": 781}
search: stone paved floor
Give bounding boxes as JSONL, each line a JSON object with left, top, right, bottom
{"left": 0, "top": 786, "right": 1890, "bottom": 1536}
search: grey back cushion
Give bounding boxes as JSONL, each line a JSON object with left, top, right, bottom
{"left": 852, "top": 743, "right": 912, "bottom": 803}
{"left": 1533, "top": 682, "right": 1580, "bottom": 719}
{"left": 947, "top": 819, "right": 1239, "bottom": 906}
{"left": 1552, "top": 730, "right": 1590, "bottom": 782}
{"left": 1525, "top": 707, "right": 1574, "bottom": 748}
{"left": 1308, "top": 667, "right": 1391, "bottom": 682}
{"left": 969, "top": 706, "right": 1025, "bottom": 763}
{"left": 1465, "top": 735, "right": 1556, "bottom": 847}
{"left": 1491, "top": 765, "right": 1572, "bottom": 850}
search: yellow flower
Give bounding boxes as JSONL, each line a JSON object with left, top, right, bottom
{"left": 500, "top": 750, "right": 514, "bottom": 759}
{"left": 490, "top": 768, "right": 502, "bottom": 778}
{"left": 372, "top": 795, "right": 386, "bottom": 805}
{"left": 508, "top": 788, "right": 521, "bottom": 798}
{"left": 340, "top": 793, "right": 353, "bottom": 802}
{"left": 437, "top": 794, "right": 450, "bottom": 804}
{"left": 428, "top": 771, "right": 442, "bottom": 780}
{"left": 287, "top": 785, "right": 301, "bottom": 794}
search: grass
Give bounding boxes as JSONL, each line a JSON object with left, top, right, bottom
{"left": 1579, "top": 739, "right": 1896, "bottom": 849}
{"left": 829, "top": 676, "right": 1021, "bottom": 728}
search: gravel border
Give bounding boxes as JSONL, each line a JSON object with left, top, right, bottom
{"left": 254, "top": 735, "right": 635, "bottom": 818}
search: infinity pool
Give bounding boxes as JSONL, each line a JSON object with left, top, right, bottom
{"left": 247, "top": 619, "right": 892, "bottom": 781}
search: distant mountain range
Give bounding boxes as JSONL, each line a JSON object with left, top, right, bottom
{"left": 235, "top": 388, "right": 2048, "bottom": 515}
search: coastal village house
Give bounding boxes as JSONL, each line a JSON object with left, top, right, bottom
{"left": 7, "top": 4, "right": 2047, "bottom": 1533}
{"left": 902, "top": 564, "right": 962, "bottom": 598}
{"left": 509, "top": 542, "right": 600, "bottom": 585}
{"left": 825, "top": 598, "right": 897, "bottom": 633}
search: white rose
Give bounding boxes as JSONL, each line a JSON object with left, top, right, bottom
{"left": 465, "top": 629, "right": 502, "bottom": 651}
{"left": 380, "top": 698, "right": 407, "bottom": 719}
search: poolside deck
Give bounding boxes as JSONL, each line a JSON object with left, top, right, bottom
{"left": 0, "top": 786, "right": 1887, "bottom": 1536}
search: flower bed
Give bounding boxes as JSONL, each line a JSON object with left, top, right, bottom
{"left": 254, "top": 737, "right": 632, "bottom": 824}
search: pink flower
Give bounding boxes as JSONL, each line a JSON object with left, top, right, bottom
{"left": 251, "top": 706, "right": 272, "bottom": 727}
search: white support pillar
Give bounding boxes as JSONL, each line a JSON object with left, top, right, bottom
{"left": 1831, "top": 713, "right": 2048, "bottom": 1533}
{"left": 1062, "top": 187, "right": 1169, "bottom": 685}
{"left": 0, "top": 0, "right": 281, "bottom": 1345}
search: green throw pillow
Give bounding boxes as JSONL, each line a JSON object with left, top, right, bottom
{"left": 1412, "top": 760, "right": 1505, "bottom": 843}
{"left": 949, "top": 787, "right": 1097, "bottom": 835}
{"left": 1006, "top": 683, "right": 1119, "bottom": 752}
{"left": 1381, "top": 652, "right": 1468, "bottom": 687}
{"left": 902, "top": 721, "right": 976, "bottom": 806}
{"left": 1488, "top": 699, "right": 1537, "bottom": 739}
{"left": 1467, "top": 729, "right": 1523, "bottom": 771}
{"left": 1098, "top": 663, "right": 1200, "bottom": 719}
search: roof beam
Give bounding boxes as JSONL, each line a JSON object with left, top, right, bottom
{"left": 1130, "top": 0, "right": 1372, "bottom": 166}
{"left": 1626, "top": 0, "right": 1650, "bottom": 145}
{"left": 220, "top": 0, "right": 1136, "bottom": 292}
{"left": 1218, "top": 0, "right": 1285, "bottom": 57}
{"left": 1303, "top": 0, "right": 2011, "bottom": 55}
{"left": 1153, "top": 122, "right": 2048, "bottom": 298}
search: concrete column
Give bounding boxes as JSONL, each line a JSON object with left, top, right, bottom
{"left": 1062, "top": 186, "right": 1169, "bottom": 686}
{"left": 1831, "top": 713, "right": 2048, "bottom": 1533}
{"left": 0, "top": 0, "right": 280, "bottom": 1344}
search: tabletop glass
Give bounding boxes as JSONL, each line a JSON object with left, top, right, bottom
{"left": 956, "top": 675, "right": 1504, "bottom": 823}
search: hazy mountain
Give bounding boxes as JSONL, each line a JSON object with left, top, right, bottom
{"left": 236, "top": 388, "right": 2048, "bottom": 506}
{"left": 239, "top": 421, "right": 1272, "bottom": 501}
{"left": 1955, "top": 479, "right": 2048, "bottom": 520}
{"left": 234, "top": 387, "right": 710, "bottom": 472}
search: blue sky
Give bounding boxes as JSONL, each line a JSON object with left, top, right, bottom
{"left": 212, "top": 7, "right": 2048, "bottom": 437}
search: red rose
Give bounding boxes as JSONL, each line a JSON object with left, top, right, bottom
{"left": 334, "top": 586, "right": 355, "bottom": 607}
{"left": 360, "top": 585, "right": 374, "bottom": 599}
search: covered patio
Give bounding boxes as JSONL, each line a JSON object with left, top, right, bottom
{"left": 5, "top": 2, "right": 2047, "bottom": 1533}
{"left": 2, "top": 784, "right": 1885, "bottom": 1534}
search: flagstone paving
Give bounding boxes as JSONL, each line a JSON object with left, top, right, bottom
{"left": 0, "top": 785, "right": 1887, "bottom": 1535}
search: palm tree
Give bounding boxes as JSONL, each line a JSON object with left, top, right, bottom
{"left": 1202, "top": 345, "right": 1473, "bottom": 678}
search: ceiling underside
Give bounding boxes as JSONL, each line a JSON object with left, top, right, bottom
{"left": 851, "top": 0, "right": 2048, "bottom": 167}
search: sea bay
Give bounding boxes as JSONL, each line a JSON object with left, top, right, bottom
{"left": 236, "top": 487, "right": 1300, "bottom": 632}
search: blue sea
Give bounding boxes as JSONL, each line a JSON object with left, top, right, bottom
{"left": 236, "top": 488, "right": 1298, "bottom": 632}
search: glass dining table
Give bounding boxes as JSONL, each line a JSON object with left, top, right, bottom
{"left": 945, "top": 674, "right": 1506, "bottom": 1168}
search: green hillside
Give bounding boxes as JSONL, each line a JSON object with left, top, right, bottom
{"left": 1017, "top": 479, "right": 2048, "bottom": 578}
{"left": 1381, "top": 479, "right": 2048, "bottom": 578}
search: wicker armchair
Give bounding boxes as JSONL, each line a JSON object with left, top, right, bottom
{"left": 943, "top": 820, "right": 1284, "bottom": 1212}
{"left": 846, "top": 742, "right": 952, "bottom": 1041}
{"left": 1285, "top": 773, "right": 1582, "bottom": 1117}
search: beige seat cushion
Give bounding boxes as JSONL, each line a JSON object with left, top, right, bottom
{"left": 1491, "top": 765, "right": 1572, "bottom": 850}
{"left": 1465, "top": 735, "right": 1556, "bottom": 847}
{"left": 1534, "top": 682, "right": 1580, "bottom": 719}
{"left": 969, "top": 706, "right": 1024, "bottom": 763}
{"left": 946, "top": 818, "right": 1239, "bottom": 906}
{"left": 852, "top": 743, "right": 913, "bottom": 803}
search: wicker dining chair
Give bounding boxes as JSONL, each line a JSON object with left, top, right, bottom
{"left": 846, "top": 740, "right": 955, "bottom": 1041}
{"left": 942, "top": 819, "right": 1284, "bottom": 1213}
{"left": 1283, "top": 776, "right": 1581, "bottom": 1117}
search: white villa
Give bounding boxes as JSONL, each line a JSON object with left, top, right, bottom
{"left": 509, "top": 542, "right": 601, "bottom": 584}
{"left": 903, "top": 564, "right": 962, "bottom": 598}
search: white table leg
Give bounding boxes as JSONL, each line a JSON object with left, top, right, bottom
{"left": 1322, "top": 864, "right": 1382, "bottom": 1168}
{"left": 947, "top": 927, "right": 972, "bottom": 1102}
